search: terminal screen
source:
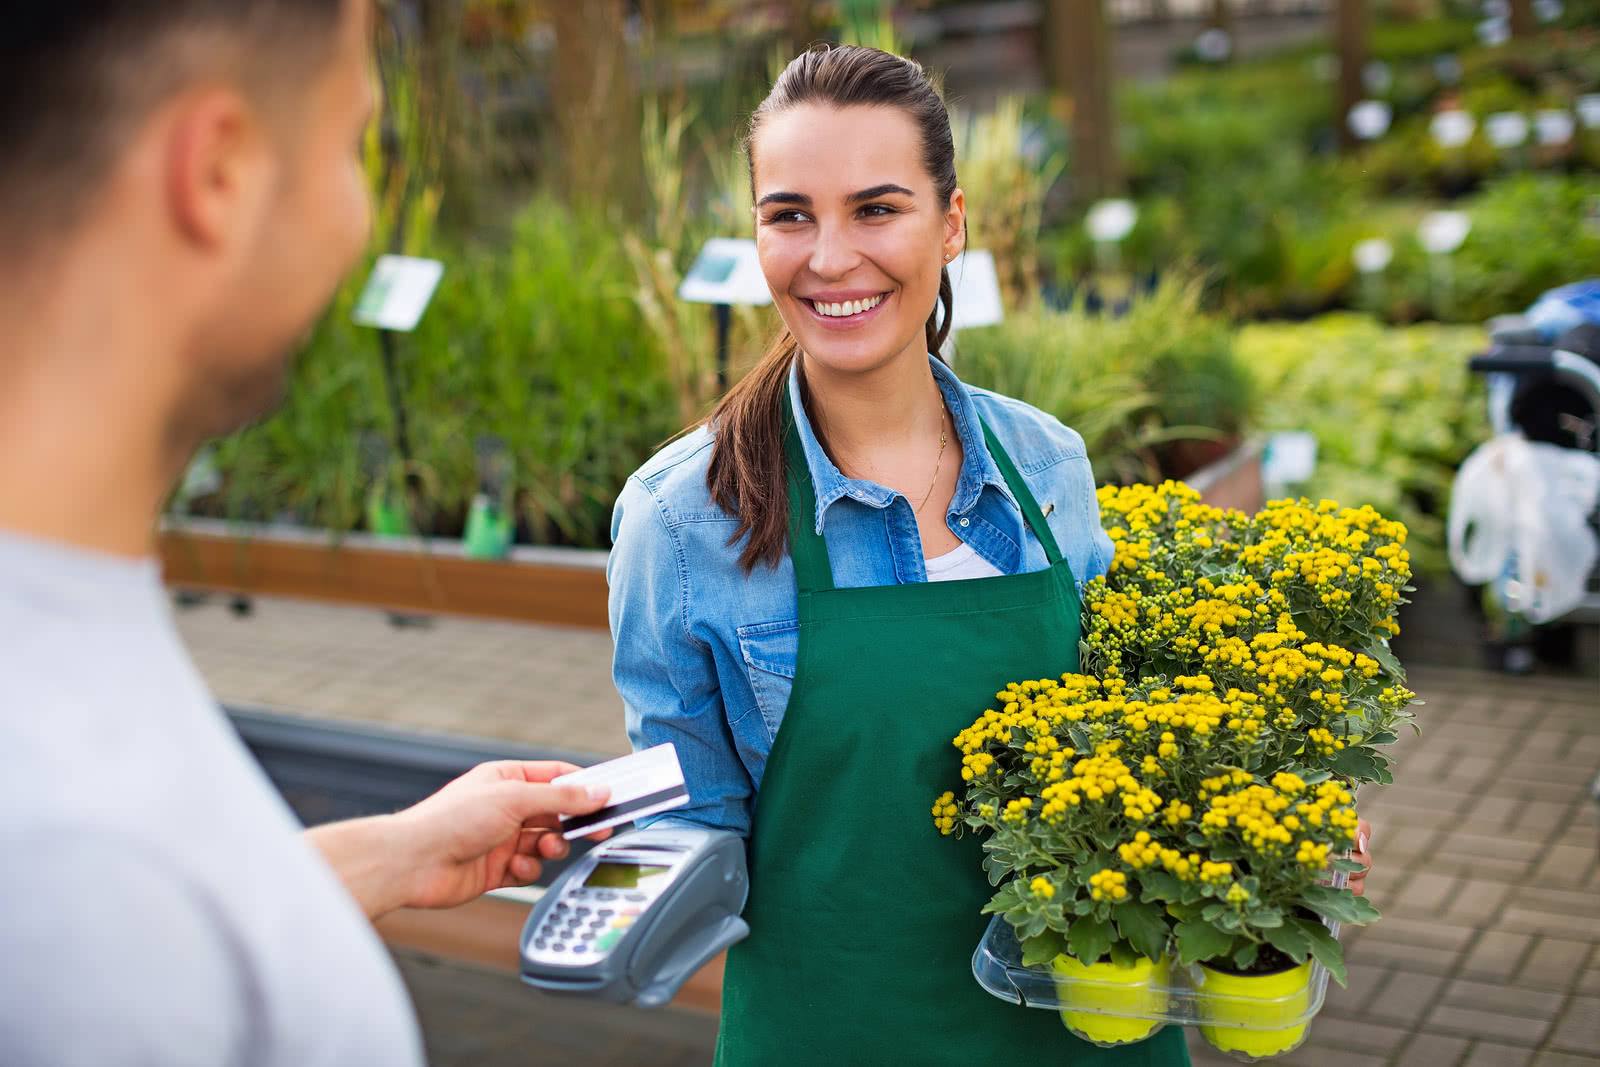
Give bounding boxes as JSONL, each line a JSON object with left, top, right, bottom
{"left": 585, "top": 863, "right": 671, "bottom": 890}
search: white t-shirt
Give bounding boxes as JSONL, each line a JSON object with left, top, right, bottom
{"left": 925, "top": 541, "right": 1005, "bottom": 582}
{"left": 0, "top": 531, "right": 423, "bottom": 1067}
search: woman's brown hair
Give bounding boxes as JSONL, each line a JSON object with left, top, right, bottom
{"left": 704, "top": 45, "right": 960, "bottom": 573}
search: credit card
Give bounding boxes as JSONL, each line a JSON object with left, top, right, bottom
{"left": 554, "top": 743, "right": 689, "bottom": 840}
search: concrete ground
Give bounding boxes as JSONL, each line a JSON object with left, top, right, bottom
{"left": 177, "top": 594, "right": 1600, "bottom": 1067}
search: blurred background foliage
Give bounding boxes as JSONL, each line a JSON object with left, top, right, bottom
{"left": 188, "top": 0, "right": 1594, "bottom": 570}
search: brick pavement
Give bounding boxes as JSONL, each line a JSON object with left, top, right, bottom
{"left": 178, "top": 594, "right": 1600, "bottom": 1066}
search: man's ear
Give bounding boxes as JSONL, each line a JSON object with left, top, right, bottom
{"left": 942, "top": 186, "right": 966, "bottom": 262}
{"left": 163, "top": 88, "right": 271, "bottom": 250}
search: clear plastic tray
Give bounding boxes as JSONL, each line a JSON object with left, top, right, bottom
{"left": 971, "top": 914, "right": 1342, "bottom": 1061}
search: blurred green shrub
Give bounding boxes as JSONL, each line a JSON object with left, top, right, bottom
{"left": 1240, "top": 314, "right": 1489, "bottom": 574}
{"left": 208, "top": 194, "right": 676, "bottom": 549}
{"left": 954, "top": 278, "right": 1251, "bottom": 487}
{"left": 1299, "top": 174, "right": 1600, "bottom": 323}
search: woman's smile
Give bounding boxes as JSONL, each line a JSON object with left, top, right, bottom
{"left": 801, "top": 290, "right": 892, "bottom": 326}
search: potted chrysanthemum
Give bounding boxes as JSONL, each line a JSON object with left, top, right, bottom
{"left": 1153, "top": 770, "right": 1378, "bottom": 1058}
{"left": 938, "top": 484, "right": 1418, "bottom": 1059}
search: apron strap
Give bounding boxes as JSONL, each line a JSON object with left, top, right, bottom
{"left": 979, "top": 418, "right": 1065, "bottom": 567}
{"left": 781, "top": 396, "right": 1067, "bottom": 592}
{"left": 783, "top": 408, "right": 837, "bottom": 594}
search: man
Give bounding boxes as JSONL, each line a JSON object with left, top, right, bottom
{"left": 0, "top": 2, "right": 608, "bottom": 1063}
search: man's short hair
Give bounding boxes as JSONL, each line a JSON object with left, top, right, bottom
{"left": 0, "top": 2, "right": 346, "bottom": 246}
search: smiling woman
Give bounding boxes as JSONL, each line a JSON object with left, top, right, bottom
{"left": 605, "top": 45, "right": 1189, "bottom": 1067}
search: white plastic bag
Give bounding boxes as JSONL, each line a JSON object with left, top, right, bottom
{"left": 1448, "top": 434, "right": 1600, "bottom": 624}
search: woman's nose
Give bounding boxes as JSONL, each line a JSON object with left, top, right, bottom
{"left": 807, "top": 222, "right": 861, "bottom": 280}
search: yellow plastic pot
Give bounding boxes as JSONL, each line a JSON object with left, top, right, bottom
{"left": 1197, "top": 958, "right": 1314, "bottom": 1059}
{"left": 1049, "top": 953, "right": 1170, "bottom": 1047}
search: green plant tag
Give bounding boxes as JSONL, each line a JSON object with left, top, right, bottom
{"left": 463, "top": 495, "right": 513, "bottom": 559}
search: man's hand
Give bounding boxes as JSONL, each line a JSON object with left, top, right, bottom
{"left": 1349, "top": 818, "right": 1373, "bottom": 897}
{"left": 393, "top": 761, "right": 612, "bottom": 911}
{"left": 308, "top": 761, "right": 611, "bottom": 920}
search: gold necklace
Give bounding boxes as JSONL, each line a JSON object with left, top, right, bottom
{"left": 821, "top": 386, "right": 949, "bottom": 509}
{"left": 915, "top": 404, "right": 950, "bottom": 514}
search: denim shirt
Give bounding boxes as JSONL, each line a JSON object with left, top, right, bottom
{"left": 607, "top": 356, "right": 1115, "bottom": 837}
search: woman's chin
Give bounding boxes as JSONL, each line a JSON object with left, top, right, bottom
{"left": 795, "top": 327, "right": 928, "bottom": 376}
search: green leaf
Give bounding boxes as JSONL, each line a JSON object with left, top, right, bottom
{"left": 1328, "top": 857, "right": 1368, "bottom": 874}
{"left": 1364, "top": 730, "right": 1398, "bottom": 746}
{"left": 1234, "top": 941, "right": 1259, "bottom": 969}
{"left": 983, "top": 881, "right": 1023, "bottom": 915}
{"left": 1166, "top": 900, "right": 1206, "bottom": 922}
{"left": 1176, "top": 920, "right": 1237, "bottom": 966}
{"left": 1300, "top": 885, "right": 1381, "bottom": 925}
{"left": 1328, "top": 747, "right": 1384, "bottom": 782}
{"left": 1262, "top": 921, "right": 1313, "bottom": 964}
{"left": 1140, "top": 872, "right": 1184, "bottom": 904}
{"left": 1020, "top": 913, "right": 1049, "bottom": 940}
{"left": 1293, "top": 917, "right": 1347, "bottom": 987}
{"left": 1067, "top": 916, "right": 1116, "bottom": 965}
{"left": 1020, "top": 930, "right": 1066, "bottom": 967}
{"left": 1364, "top": 640, "right": 1406, "bottom": 682}
{"left": 1114, "top": 900, "right": 1172, "bottom": 962}
{"left": 1202, "top": 902, "right": 1230, "bottom": 922}
{"left": 983, "top": 852, "right": 1011, "bottom": 887}
{"left": 1109, "top": 940, "right": 1141, "bottom": 969}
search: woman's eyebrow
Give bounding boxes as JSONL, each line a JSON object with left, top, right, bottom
{"left": 756, "top": 191, "right": 810, "bottom": 208}
{"left": 755, "top": 183, "right": 915, "bottom": 209}
{"left": 846, "top": 183, "right": 914, "bottom": 204}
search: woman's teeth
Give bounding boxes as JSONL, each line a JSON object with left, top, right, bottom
{"left": 811, "top": 293, "right": 885, "bottom": 317}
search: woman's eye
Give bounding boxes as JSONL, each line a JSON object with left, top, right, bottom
{"left": 860, "top": 203, "right": 897, "bottom": 218}
{"left": 764, "top": 210, "right": 811, "bottom": 225}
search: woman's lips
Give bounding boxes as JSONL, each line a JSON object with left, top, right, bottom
{"left": 801, "top": 291, "right": 891, "bottom": 327}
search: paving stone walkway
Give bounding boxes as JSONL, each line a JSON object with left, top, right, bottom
{"left": 178, "top": 594, "right": 1600, "bottom": 1066}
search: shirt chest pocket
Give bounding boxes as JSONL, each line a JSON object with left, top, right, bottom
{"left": 735, "top": 620, "right": 798, "bottom": 743}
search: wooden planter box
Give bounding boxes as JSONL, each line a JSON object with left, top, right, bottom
{"left": 1187, "top": 438, "right": 1266, "bottom": 515}
{"left": 160, "top": 518, "right": 611, "bottom": 630}
{"left": 163, "top": 439, "right": 1263, "bottom": 629}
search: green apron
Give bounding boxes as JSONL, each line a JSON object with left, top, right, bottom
{"left": 715, "top": 414, "right": 1190, "bottom": 1066}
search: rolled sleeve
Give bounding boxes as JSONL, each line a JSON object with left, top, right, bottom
{"left": 608, "top": 477, "right": 754, "bottom": 837}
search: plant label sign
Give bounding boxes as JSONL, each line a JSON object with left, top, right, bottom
{"left": 947, "top": 250, "right": 1004, "bottom": 331}
{"left": 678, "top": 238, "right": 772, "bottom": 306}
{"left": 352, "top": 255, "right": 444, "bottom": 332}
{"left": 1535, "top": 110, "right": 1575, "bottom": 146}
{"left": 1430, "top": 110, "right": 1476, "bottom": 148}
{"left": 1348, "top": 100, "right": 1393, "bottom": 141}
{"left": 1485, "top": 111, "right": 1529, "bottom": 149}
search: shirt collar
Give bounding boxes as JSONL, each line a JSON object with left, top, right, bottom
{"left": 786, "top": 355, "right": 1017, "bottom": 536}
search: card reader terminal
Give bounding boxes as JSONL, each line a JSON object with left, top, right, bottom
{"left": 519, "top": 826, "right": 748, "bottom": 1008}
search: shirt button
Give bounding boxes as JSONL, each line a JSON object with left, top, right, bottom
{"left": 959, "top": 517, "right": 971, "bottom": 528}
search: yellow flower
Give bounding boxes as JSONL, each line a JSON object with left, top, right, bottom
{"left": 1089, "top": 868, "right": 1129, "bottom": 902}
